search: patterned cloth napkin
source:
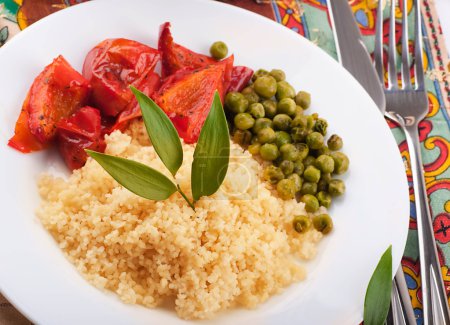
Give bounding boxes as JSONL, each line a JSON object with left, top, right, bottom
{"left": 0, "top": 0, "right": 449, "bottom": 324}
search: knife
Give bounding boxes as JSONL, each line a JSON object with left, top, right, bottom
{"left": 328, "top": 0, "right": 386, "bottom": 113}
{"left": 327, "top": 1, "right": 416, "bottom": 325}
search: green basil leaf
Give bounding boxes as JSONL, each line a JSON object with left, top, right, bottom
{"left": 191, "top": 91, "right": 230, "bottom": 201}
{"left": 364, "top": 245, "right": 393, "bottom": 325}
{"left": 86, "top": 150, "right": 177, "bottom": 200}
{"left": 130, "top": 86, "right": 183, "bottom": 176}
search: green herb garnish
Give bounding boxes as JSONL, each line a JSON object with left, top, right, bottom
{"left": 130, "top": 87, "right": 182, "bottom": 176}
{"left": 192, "top": 92, "right": 230, "bottom": 201}
{"left": 86, "top": 90, "right": 229, "bottom": 210}
{"left": 364, "top": 245, "right": 393, "bottom": 325}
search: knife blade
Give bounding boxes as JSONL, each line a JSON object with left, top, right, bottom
{"left": 328, "top": 0, "right": 386, "bottom": 113}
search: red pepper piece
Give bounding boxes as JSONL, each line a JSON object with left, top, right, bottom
{"left": 8, "top": 91, "right": 48, "bottom": 153}
{"left": 155, "top": 56, "right": 233, "bottom": 143}
{"left": 57, "top": 106, "right": 105, "bottom": 170}
{"left": 22, "top": 55, "right": 90, "bottom": 144}
{"left": 158, "top": 22, "right": 217, "bottom": 78}
{"left": 228, "top": 66, "right": 254, "bottom": 92}
{"left": 83, "top": 38, "right": 160, "bottom": 117}
{"left": 111, "top": 72, "right": 161, "bottom": 131}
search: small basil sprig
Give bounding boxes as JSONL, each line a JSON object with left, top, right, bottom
{"left": 192, "top": 92, "right": 230, "bottom": 201}
{"left": 86, "top": 89, "right": 229, "bottom": 210}
{"left": 364, "top": 245, "right": 392, "bottom": 325}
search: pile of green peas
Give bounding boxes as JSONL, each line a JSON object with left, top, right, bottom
{"left": 224, "top": 68, "right": 350, "bottom": 235}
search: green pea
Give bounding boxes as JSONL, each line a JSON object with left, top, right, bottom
{"left": 305, "top": 115, "right": 315, "bottom": 130}
{"left": 312, "top": 214, "right": 333, "bottom": 234}
{"left": 330, "top": 152, "right": 349, "bottom": 174}
{"left": 277, "top": 98, "right": 296, "bottom": 116}
{"left": 243, "top": 91, "right": 260, "bottom": 105}
{"left": 295, "top": 91, "right": 311, "bottom": 109}
{"left": 328, "top": 179, "right": 345, "bottom": 196}
{"left": 280, "top": 143, "right": 300, "bottom": 161}
{"left": 287, "top": 173, "right": 302, "bottom": 192}
{"left": 303, "top": 165, "right": 321, "bottom": 183}
{"left": 293, "top": 143, "right": 308, "bottom": 161}
{"left": 316, "top": 191, "right": 332, "bottom": 208}
{"left": 260, "top": 143, "right": 279, "bottom": 161}
{"left": 301, "top": 182, "right": 318, "bottom": 195}
{"left": 269, "top": 69, "right": 286, "bottom": 82}
{"left": 314, "top": 146, "right": 331, "bottom": 156}
{"left": 279, "top": 160, "right": 294, "bottom": 176}
{"left": 291, "top": 115, "right": 307, "bottom": 128}
{"left": 254, "top": 75, "right": 277, "bottom": 99}
{"left": 327, "top": 134, "right": 343, "bottom": 151}
{"left": 248, "top": 143, "right": 261, "bottom": 155}
{"left": 315, "top": 155, "right": 335, "bottom": 174}
{"left": 257, "top": 128, "right": 276, "bottom": 144}
{"left": 273, "top": 114, "right": 292, "bottom": 131}
{"left": 232, "top": 129, "right": 252, "bottom": 146}
{"left": 209, "top": 41, "right": 228, "bottom": 60}
{"left": 291, "top": 127, "right": 309, "bottom": 143}
{"left": 317, "top": 178, "right": 329, "bottom": 192}
{"left": 295, "top": 105, "right": 304, "bottom": 117}
{"left": 276, "top": 80, "right": 296, "bottom": 100}
{"left": 252, "top": 118, "right": 273, "bottom": 134}
{"left": 314, "top": 118, "right": 328, "bottom": 135}
{"left": 263, "top": 165, "right": 284, "bottom": 184}
{"left": 225, "top": 92, "right": 248, "bottom": 114}
{"left": 306, "top": 132, "right": 324, "bottom": 149}
{"left": 252, "top": 69, "right": 269, "bottom": 82}
{"left": 293, "top": 160, "right": 305, "bottom": 176}
{"left": 303, "top": 156, "right": 316, "bottom": 167}
{"left": 248, "top": 103, "right": 265, "bottom": 119}
{"left": 275, "top": 131, "right": 292, "bottom": 148}
{"left": 292, "top": 215, "right": 311, "bottom": 234}
{"left": 277, "top": 179, "right": 296, "bottom": 200}
{"left": 262, "top": 99, "right": 277, "bottom": 118}
{"left": 300, "top": 194, "right": 319, "bottom": 212}
{"left": 234, "top": 113, "right": 255, "bottom": 130}
{"left": 241, "top": 86, "right": 254, "bottom": 95}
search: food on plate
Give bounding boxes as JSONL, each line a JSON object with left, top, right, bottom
{"left": 8, "top": 55, "right": 90, "bottom": 151}
{"left": 37, "top": 129, "right": 324, "bottom": 320}
{"left": 8, "top": 22, "right": 349, "bottom": 320}
{"left": 224, "top": 69, "right": 349, "bottom": 218}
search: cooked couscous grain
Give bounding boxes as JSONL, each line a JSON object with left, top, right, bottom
{"left": 37, "top": 126, "right": 323, "bottom": 320}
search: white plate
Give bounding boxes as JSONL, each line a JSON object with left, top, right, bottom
{"left": 0, "top": 0, "right": 410, "bottom": 324}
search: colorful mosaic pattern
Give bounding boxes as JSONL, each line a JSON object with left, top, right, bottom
{"left": 0, "top": 1, "right": 449, "bottom": 324}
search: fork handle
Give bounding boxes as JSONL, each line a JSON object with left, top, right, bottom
{"left": 402, "top": 122, "right": 450, "bottom": 325}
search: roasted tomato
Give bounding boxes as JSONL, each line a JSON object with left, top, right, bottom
{"left": 83, "top": 38, "right": 160, "bottom": 117}
{"left": 228, "top": 66, "right": 254, "bottom": 92}
{"left": 155, "top": 56, "right": 233, "bottom": 143}
{"left": 13, "top": 55, "right": 90, "bottom": 145}
{"left": 111, "top": 72, "right": 161, "bottom": 131}
{"left": 8, "top": 91, "right": 47, "bottom": 153}
{"left": 57, "top": 106, "right": 105, "bottom": 170}
{"left": 158, "top": 22, "right": 217, "bottom": 78}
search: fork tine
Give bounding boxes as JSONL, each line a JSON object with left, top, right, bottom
{"left": 413, "top": 0, "right": 425, "bottom": 90}
{"left": 401, "top": 0, "right": 412, "bottom": 89}
{"left": 388, "top": 0, "right": 399, "bottom": 89}
{"left": 374, "top": 0, "right": 384, "bottom": 84}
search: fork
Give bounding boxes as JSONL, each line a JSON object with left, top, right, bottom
{"left": 374, "top": 0, "right": 450, "bottom": 324}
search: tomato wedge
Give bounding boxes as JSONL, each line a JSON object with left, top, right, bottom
{"left": 155, "top": 56, "right": 233, "bottom": 143}
{"left": 8, "top": 91, "right": 47, "bottom": 153}
{"left": 158, "top": 22, "right": 217, "bottom": 78}
{"left": 57, "top": 106, "right": 105, "bottom": 170}
{"left": 111, "top": 72, "right": 161, "bottom": 131}
{"left": 83, "top": 38, "right": 160, "bottom": 117}
{"left": 18, "top": 55, "right": 90, "bottom": 145}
